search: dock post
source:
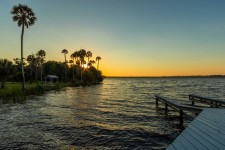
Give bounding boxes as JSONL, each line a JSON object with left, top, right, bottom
{"left": 165, "top": 103, "right": 168, "bottom": 115}
{"left": 179, "top": 110, "right": 183, "bottom": 127}
{"left": 189, "top": 95, "right": 194, "bottom": 105}
{"left": 156, "top": 98, "right": 158, "bottom": 109}
{"left": 215, "top": 102, "right": 218, "bottom": 108}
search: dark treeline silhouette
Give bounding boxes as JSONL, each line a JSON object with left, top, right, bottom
{"left": 0, "top": 48, "right": 104, "bottom": 88}
{"left": 6, "top": 4, "right": 103, "bottom": 90}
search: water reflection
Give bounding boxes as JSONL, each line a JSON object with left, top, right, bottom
{"left": 1, "top": 77, "right": 225, "bottom": 149}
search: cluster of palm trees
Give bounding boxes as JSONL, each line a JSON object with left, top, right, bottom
{"left": 8, "top": 4, "right": 103, "bottom": 90}
{"left": 62, "top": 49, "right": 101, "bottom": 69}
{"left": 61, "top": 49, "right": 102, "bottom": 82}
{"left": 26, "top": 50, "right": 46, "bottom": 82}
{"left": 7, "top": 4, "right": 103, "bottom": 91}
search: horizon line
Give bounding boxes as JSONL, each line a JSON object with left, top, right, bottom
{"left": 106, "top": 75, "right": 225, "bottom": 78}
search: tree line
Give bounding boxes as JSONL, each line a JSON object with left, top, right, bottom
{"left": 0, "top": 4, "right": 104, "bottom": 89}
{"left": 0, "top": 49, "right": 103, "bottom": 88}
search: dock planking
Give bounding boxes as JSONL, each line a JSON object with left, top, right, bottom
{"left": 167, "top": 109, "right": 225, "bottom": 150}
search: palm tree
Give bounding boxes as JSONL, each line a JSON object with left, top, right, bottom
{"left": 70, "top": 51, "right": 79, "bottom": 80}
{"left": 78, "top": 49, "right": 87, "bottom": 81}
{"left": 69, "top": 60, "right": 73, "bottom": 66}
{"left": 27, "top": 54, "right": 36, "bottom": 81}
{"left": 78, "top": 49, "right": 87, "bottom": 59}
{"left": 11, "top": 4, "right": 37, "bottom": 90}
{"left": 86, "top": 51, "right": 92, "bottom": 66}
{"left": 96, "top": 56, "right": 101, "bottom": 70}
{"left": 62, "top": 49, "right": 68, "bottom": 63}
{"left": 36, "top": 50, "right": 46, "bottom": 82}
{"left": 88, "top": 60, "right": 95, "bottom": 67}
{"left": 61, "top": 49, "right": 68, "bottom": 82}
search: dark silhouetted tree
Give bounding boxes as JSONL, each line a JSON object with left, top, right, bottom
{"left": 36, "top": 50, "right": 46, "bottom": 82}
{"left": 0, "top": 59, "right": 14, "bottom": 88}
{"left": 96, "top": 56, "right": 101, "bottom": 70}
{"left": 11, "top": 4, "right": 37, "bottom": 90}
{"left": 61, "top": 49, "right": 68, "bottom": 82}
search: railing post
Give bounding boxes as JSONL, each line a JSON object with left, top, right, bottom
{"left": 215, "top": 102, "right": 218, "bottom": 108}
{"left": 179, "top": 110, "right": 183, "bottom": 127}
{"left": 156, "top": 98, "right": 158, "bottom": 109}
{"left": 165, "top": 103, "right": 168, "bottom": 115}
{"left": 189, "top": 95, "right": 194, "bottom": 105}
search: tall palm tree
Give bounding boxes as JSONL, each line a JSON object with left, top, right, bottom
{"left": 79, "top": 49, "right": 87, "bottom": 59}
{"left": 37, "top": 50, "right": 46, "bottom": 82}
{"left": 62, "top": 49, "right": 68, "bottom": 63}
{"left": 61, "top": 49, "right": 68, "bottom": 82}
{"left": 88, "top": 60, "right": 95, "bottom": 67}
{"left": 11, "top": 4, "right": 37, "bottom": 90}
{"left": 96, "top": 56, "right": 101, "bottom": 70}
{"left": 70, "top": 51, "right": 79, "bottom": 80}
{"left": 86, "top": 51, "right": 92, "bottom": 66}
{"left": 78, "top": 49, "right": 87, "bottom": 81}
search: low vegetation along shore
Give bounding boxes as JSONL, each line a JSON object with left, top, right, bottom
{"left": 0, "top": 48, "right": 104, "bottom": 102}
{"left": 0, "top": 82, "right": 65, "bottom": 103}
{"left": 0, "top": 4, "right": 104, "bottom": 102}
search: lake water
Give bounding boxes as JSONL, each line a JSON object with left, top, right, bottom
{"left": 1, "top": 77, "right": 225, "bottom": 149}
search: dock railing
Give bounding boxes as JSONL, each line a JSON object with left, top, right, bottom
{"left": 189, "top": 94, "right": 225, "bottom": 108}
{"left": 155, "top": 95, "right": 203, "bottom": 127}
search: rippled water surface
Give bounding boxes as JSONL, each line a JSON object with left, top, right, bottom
{"left": 1, "top": 77, "right": 225, "bottom": 149}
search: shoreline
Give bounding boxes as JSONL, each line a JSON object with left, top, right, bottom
{"left": 0, "top": 81, "right": 102, "bottom": 104}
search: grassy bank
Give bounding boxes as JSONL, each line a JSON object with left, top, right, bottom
{"left": 0, "top": 82, "right": 69, "bottom": 103}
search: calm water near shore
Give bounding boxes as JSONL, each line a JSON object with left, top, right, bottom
{"left": 1, "top": 77, "right": 225, "bottom": 149}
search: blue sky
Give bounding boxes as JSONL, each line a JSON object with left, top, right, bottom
{"left": 1, "top": 0, "right": 225, "bottom": 76}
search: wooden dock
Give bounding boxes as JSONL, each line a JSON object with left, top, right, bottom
{"left": 155, "top": 95, "right": 203, "bottom": 126}
{"left": 167, "top": 108, "right": 225, "bottom": 150}
{"left": 189, "top": 94, "right": 225, "bottom": 108}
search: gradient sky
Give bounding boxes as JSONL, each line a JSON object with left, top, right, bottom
{"left": 1, "top": 0, "right": 225, "bottom": 76}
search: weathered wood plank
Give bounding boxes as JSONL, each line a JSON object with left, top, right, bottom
{"left": 167, "top": 144, "right": 177, "bottom": 150}
{"left": 171, "top": 137, "right": 187, "bottom": 150}
{"left": 200, "top": 110, "right": 225, "bottom": 126}
{"left": 180, "top": 129, "right": 207, "bottom": 149}
{"left": 197, "top": 114, "right": 225, "bottom": 134}
{"left": 186, "top": 126, "right": 220, "bottom": 149}
{"left": 168, "top": 109, "right": 225, "bottom": 149}
{"left": 192, "top": 118, "right": 225, "bottom": 144}
{"left": 178, "top": 134, "right": 198, "bottom": 150}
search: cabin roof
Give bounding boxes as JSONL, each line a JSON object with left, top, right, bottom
{"left": 44, "top": 75, "right": 59, "bottom": 79}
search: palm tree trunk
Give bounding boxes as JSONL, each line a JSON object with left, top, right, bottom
{"left": 21, "top": 23, "right": 26, "bottom": 90}
{"left": 35, "top": 66, "right": 38, "bottom": 81}
{"left": 72, "top": 58, "right": 75, "bottom": 80}
{"left": 97, "top": 60, "right": 99, "bottom": 70}
{"left": 40, "top": 65, "right": 42, "bottom": 82}
{"left": 81, "top": 67, "right": 83, "bottom": 82}
{"left": 64, "top": 54, "right": 67, "bottom": 82}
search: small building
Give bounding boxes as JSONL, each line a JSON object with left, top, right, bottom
{"left": 43, "top": 75, "right": 59, "bottom": 85}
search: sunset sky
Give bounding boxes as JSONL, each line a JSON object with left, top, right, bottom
{"left": 1, "top": 0, "right": 225, "bottom": 76}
